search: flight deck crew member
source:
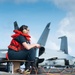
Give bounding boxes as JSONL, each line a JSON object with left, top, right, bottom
{"left": 8, "top": 25, "right": 40, "bottom": 74}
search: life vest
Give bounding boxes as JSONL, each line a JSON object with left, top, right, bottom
{"left": 8, "top": 39, "right": 24, "bottom": 51}
{"left": 6, "top": 30, "right": 31, "bottom": 59}
{"left": 8, "top": 30, "right": 31, "bottom": 51}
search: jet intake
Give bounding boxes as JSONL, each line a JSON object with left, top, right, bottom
{"left": 39, "top": 47, "right": 45, "bottom": 56}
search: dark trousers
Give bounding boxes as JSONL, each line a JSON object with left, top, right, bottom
{"left": 8, "top": 48, "right": 36, "bottom": 61}
{"left": 8, "top": 48, "right": 36, "bottom": 69}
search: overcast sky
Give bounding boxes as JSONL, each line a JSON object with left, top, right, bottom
{"left": 0, "top": 0, "right": 75, "bottom": 57}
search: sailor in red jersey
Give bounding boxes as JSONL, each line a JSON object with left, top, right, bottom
{"left": 7, "top": 25, "right": 40, "bottom": 73}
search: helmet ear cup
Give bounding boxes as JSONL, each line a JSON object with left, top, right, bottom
{"left": 22, "top": 29, "right": 27, "bottom": 33}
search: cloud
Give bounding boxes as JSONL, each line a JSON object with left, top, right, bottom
{"left": 57, "top": 12, "right": 75, "bottom": 56}
{"left": 44, "top": 0, "right": 75, "bottom": 56}
{"left": 57, "top": 14, "right": 75, "bottom": 56}
{"left": 46, "top": 40, "right": 59, "bottom": 50}
{"left": 58, "top": 12, "right": 75, "bottom": 43}
{"left": 47, "top": 0, "right": 75, "bottom": 12}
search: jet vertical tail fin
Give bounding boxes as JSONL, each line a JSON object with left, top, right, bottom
{"left": 59, "top": 36, "right": 68, "bottom": 54}
{"left": 14, "top": 21, "right": 19, "bottom": 30}
{"left": 37, "top": 23, "right": 50, "bottom": 56}
{"left": 37, "top": 22, "right": 50, "bottom": 46}
{"left": 36, "top": 22, "right": 51, "bottom": 66}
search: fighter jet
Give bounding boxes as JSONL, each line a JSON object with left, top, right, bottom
{"left": 0, "top": 21, "right": 75, "bottom": 72}
{"left": 39, "top": 36, "right": 75, "bottom": 67}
